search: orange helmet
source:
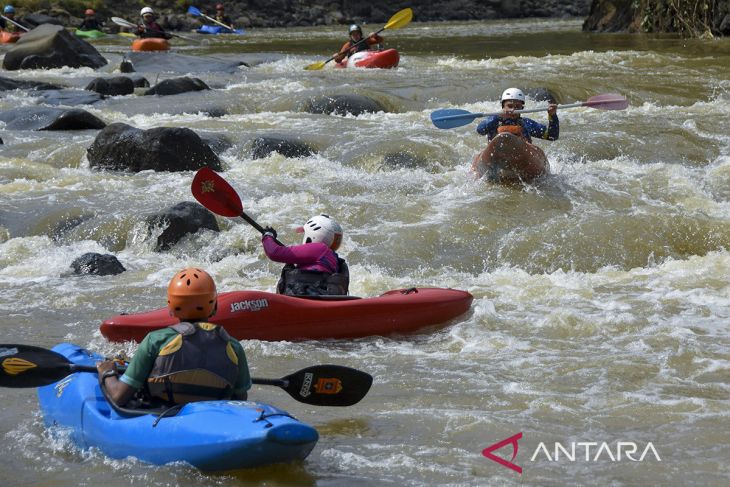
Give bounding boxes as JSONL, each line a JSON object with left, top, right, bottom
{"left": 216, "top": 3, "right": 224, "bottom": 10}
{"left": 167, "top": 268, "right": 217, "bottom": 321}
{"left": 85, "top": 9, "right": 95, "bottom": 15}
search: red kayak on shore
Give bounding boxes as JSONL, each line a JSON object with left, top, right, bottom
{"left": 471, "top": 132, "right": 549, "bottom": 184}
{"left": 100, "top": 287, "right": 473, "bottom": 342}
{"left": 336, "top": 48, "right": 400, "bottom": 69}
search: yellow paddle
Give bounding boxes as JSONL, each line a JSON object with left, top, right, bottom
{"left": 304, "top": 7, "right": 413, "bottom": 71}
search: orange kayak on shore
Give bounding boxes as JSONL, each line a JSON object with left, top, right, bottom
{"left": 131, "top": 37, "right": 170, "bottom": 52}
{"left": 100, "top": 287, "right": 473, "bottom": 342}
{"left": 0, "top": 31, "right": 21, "bottom": 44}
{"left": 471, "top": 133, "right": 549, "bottom": 184}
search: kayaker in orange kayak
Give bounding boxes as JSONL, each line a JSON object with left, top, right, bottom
{"left": 0, "top": 5, "right": 23, "bottom": 33}
{"left": 96, "top": 267, "right": 251, "bottom": 406}
{"left": 333, "top": 24, "right": 384, "bottom": 63}
{"left": 136, "top": 7, "right": 172, "bottom": 39}
{"left": 261, "top": 214, "right": 350, "bottom": 296}
{"left": 476, "top": 88, "right": 559, "bottom": 143}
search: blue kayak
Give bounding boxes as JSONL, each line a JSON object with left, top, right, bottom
{"left": 197, "top": 24, "right": 245, "bottom": 35}
{"left": 37, "top": 343, "right": 318, "bottom": 470}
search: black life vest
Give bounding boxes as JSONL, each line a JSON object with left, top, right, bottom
{"left": 276, "top": 257, "right": 350, "bottom": 296}
{"left": 147, "top": 322, "right": 239, "bottom": 405}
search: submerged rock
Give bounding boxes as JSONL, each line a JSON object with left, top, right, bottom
{"left": 85, "top": 77, "right": 135, "bottom": 96}
{"left": 71, "top": 252, "right": 126, "bottom": 276}
{"left": 146, "top": 201, "right": 219, "bottom": 251}
{"left": 144, "top": 77, "right": 210, "bottom": 96}
{"left": 250, "top": 136, "right": 315, "bottom": 159}
{"left": 301, "top": 94, "right": 387, "bottom": 116}
{"left": 0, "top": 76, "right": 60, "bottom": 91}
{"left": 87, "top": 122, "right": 222, "bottom": 172}
{"left": 0, "top": 107, "right": 106, "bottom": 131}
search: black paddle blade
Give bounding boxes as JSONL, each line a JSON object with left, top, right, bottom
{"left": 0, "top": 344, "right": 74, "bottom": 388}
{"left": 277, "top": 365, "right": 372, "bottom": 407}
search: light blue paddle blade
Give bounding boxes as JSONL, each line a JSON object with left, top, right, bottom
{"left": 187, "top": 6, "right": 202, "bottom": 16}
{"left": 430, "top": 108, "right": 483, "bottom": 129}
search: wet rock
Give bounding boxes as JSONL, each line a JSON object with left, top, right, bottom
{"left": 37, "top": 89, "right": 104, "bottom": 106}
{"left": 381, "top": 152, "right": 428, "bottom": 169}
{"left": 250, "top": 136, "right": 315, "bottom": 159}
{"left": 144, "top": 77, "right": 210, "bottom": 96}
{"left": 0, "top": 107, "right": 106, "bottom": 131}
{"left": 199, "top": 133, "right": 234, "bottom": 155}
{"left": 22, "top": 13, "right": 64, "bottom": 28}
{"left": 524, "top": 87, "right": 558, "bottom": 104}
{"left": 0, "top": 76, "right": 61, "bottom": 91}
{"left": 49, "top": 212, "right": 95, "bottom": 242}
{"left": 2, "top": 24, "right": 107, "bottom": 71}
{"left": 146, "top": 201, "right": 219, "bottom": 251}
{"left": 71, "top": 252, "right": 126, "bottom": 276}
{"left": 119, "top": 58, "right": 135, "bottom": 73}
{"left": 85, "top": 77, "right": 135, "bottom": 96}
{"left": 87, "top": 122, "right": 222, "bottom": 172}
{"left": 301, "top": 94, "right": 387, "bottom": 116}
{"left": 132, "top": 77, "right": 150, "bottom": 88}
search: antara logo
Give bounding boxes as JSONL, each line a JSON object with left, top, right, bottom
{"left": 483, "top": 433, "right": 661, "bottom": 474}
{"left": 230, "top": 298, "right": 269, "bottom": 313}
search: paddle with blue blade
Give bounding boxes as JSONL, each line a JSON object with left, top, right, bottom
{"left": 0, "top": 344, "right": 373, "bottom": 406}
{"left": 187, "top": 5, "right": 237, "bottom": 32}
{"left": 431, "top": 93, "right": 629, "bottom": 129}
{"left": 304, "top": 7, "right": 413, "bottom": 71}
{"left": 191, "top": 167, "right": 284, "bottom": 245}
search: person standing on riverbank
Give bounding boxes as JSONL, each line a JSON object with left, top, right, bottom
{"left": 333, "top": 24, "right": 384, "bottom": 63}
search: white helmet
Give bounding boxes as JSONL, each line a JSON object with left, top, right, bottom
{"left": 501, "top": 88, "right": 526, "bottom": 105}
{"left": 140, "top": 7, "right": 154, "bottom": 16}
{"left": 296, "top": 214, "right": 343, "bottom": 250}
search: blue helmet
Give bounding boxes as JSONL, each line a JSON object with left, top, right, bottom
{"left": 3, "top": 5, "right": 15, "bottom": 14}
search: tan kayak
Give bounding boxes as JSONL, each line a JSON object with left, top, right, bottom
{"left": 471, "top": 132, "right": 549, "bottom": 184}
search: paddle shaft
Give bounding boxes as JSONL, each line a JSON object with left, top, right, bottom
{"left": 111, "top": 16, "right": 192, "bottom": 41}
{"left": 435, "top": 102, "right": 580, "bottom": 123}
{"left": 201, "top": 12, "right": 234, "bottom": 30}
{"left": 239, "top": 211, "right": 285, "bottom": 246}
{"left": 332, "top": 25, "right": 387, "bottom": 61}
{"left": 1, "top": 14, "right": 29, "bottom": 32}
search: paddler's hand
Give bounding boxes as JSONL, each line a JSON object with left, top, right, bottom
{"left": 96, "top": 360, "right": 118, "bottom": 381}
{"left": 547, "top": 103, "right": 557, "bottom": 117}
{"left": 262, "top": 226, "right": 278, "bottom": 240}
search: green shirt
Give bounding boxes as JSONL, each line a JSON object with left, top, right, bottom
{"left": 120, "top": 325, "right": 252, "bottom": 395}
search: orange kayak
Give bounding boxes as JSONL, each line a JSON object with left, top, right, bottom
{"left": 131, "top": 38, "right": 170, "bottom": 52}
{"left": 471, "top": 133, "right": 549, "bottom": 183}
{"left": 0, "top": 31, "right": 21, "bottom": 44}
{"left": 100, "top": 287, "right": 473, "bottom": 342}
{"left": 335, "top": 49, "right": 400, "bottom": 69}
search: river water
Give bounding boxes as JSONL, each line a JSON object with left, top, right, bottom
{"left": 1, "top": 18, "right": 729, "bottom": 486}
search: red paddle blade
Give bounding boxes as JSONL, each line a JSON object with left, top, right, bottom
{"left": 191, "top": 167, "right": 243, "bottom": 218}
{"left": 583, "top": 93, "right": 629, "bottom": 110}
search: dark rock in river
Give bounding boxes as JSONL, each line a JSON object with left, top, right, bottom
{"left": 85, "top": 77, "right": 135, "bottom": 96}
{"left": 0, "top": 76, "right": 60, "bottom": 91}
{"left": 199, "top": 133, "right": 234, "bottom": 155}
{"left": 301, "top": 94, "right": 387, "bottom": 116}
{"left": 250, "top": 136, "right": 315, "bottom": 159}
{"left": 22, "top": 13, "right": 64, "bottom": 28}
{"left": 380, "top": 152, "right": 429, "bottom": 170}
{"left": 146, "top": 201, "right": 219, "bottom": 251}
{"left": 132, "top": 77, "right": 150, "bottom": 88}
{"left": 71, "top": 252, "right": 126, "bottom": 276}
{"left": 0, "top": 107, "right": 106, "bottom": 131}
{"left": 2, "top": 24, "right": 107, "bottom": 71}
{"left": 87, "top": 122, "right": 222, "bottom": 172}
{"left": 144, "top": 77, "right": 210, "bottom": 96}
{"left": 524, "top": 87, "right": 558, "bottom": 104}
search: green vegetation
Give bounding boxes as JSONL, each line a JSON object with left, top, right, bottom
{"left": 12, "top": 0, "right": 106, "bottom": 14}
{"left": 642, "top": 0, "right": 717, "bottom": 37}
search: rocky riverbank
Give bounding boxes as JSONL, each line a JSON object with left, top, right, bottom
{"left": 12, "top": 0, "right": 591, "bottom": 31}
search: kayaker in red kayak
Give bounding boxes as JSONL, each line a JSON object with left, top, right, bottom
{"left": 476, "top": 88, "right": 559, "bottom": 143}
{"left": 96, "top": 268, "right": 251, "bottom": 406}
{"left": 136, "top": 7, "right": 172, "bottom": 39}
{"left": 262, "top": 214, "right": 350, "bottom": 296}
{"left": 333, "top": 24, "right": 384, "bottom": 63}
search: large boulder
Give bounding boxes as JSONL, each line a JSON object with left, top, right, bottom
{"left": 3, "top": 24, "right": 107, "bottom": 71}
{"left": 146, "top": 201, "right": 219, "bottom": 251}
{"left": 87, "top": 122, "right": 222, "bottom": 172}
{"left": 144, "top": 77, "right": 210, "bottom": 96}
{"left": 0, "top": 107, "right": 106, "bottom": 131}
{"left": 300, "top": 94, "right": 387, "bottom": 116}
{"left": 250, "top": 136, "right": 315, "bottom": 159}
{"left": 85, "top": 77, "right": 135, "bottom": 96}
{"left": 22, "top": 13, "right": 64, "bottom": 28}
{"left": 70, "top": 253, "right": 126, "bottom": 276}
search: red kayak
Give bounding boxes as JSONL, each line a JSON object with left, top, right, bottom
{"left": 471, "top": 132, "right": 549, "bottom": 184}
{"left": 336, "top": 48, "right": 399, "bottom": 69}
{"left": 0, "top": 31, "right": 21, "bottom": 44}
{"left": 101, "top": 287, "right": 473, "bottom": 342}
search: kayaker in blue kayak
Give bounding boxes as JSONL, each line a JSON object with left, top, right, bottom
{"left": 136, "top": 7, "right": 172, "bottom": 39}
{"left": 96, "top": 268, "right": 251, "bottom": 406}
{"left": 213, "top": 3, "right": 234, "bottom": 29}
{"left": 78, "top": 8, "right": 103, "bottom": 31}
{"left": 333, "top": 24, "right": 384, "bottom": 63}
{"left": 476, "top": 88, "right": 559, "bottom": 143}
{"left": 262, "top": 214, "right": 350, "bottom": 296}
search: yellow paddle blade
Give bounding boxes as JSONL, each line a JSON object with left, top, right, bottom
{"left": 384, "top": 7, "right": 413, "bottom": 30}
{"left": 304, "top": 60, "right": 327, "bottom": 71}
